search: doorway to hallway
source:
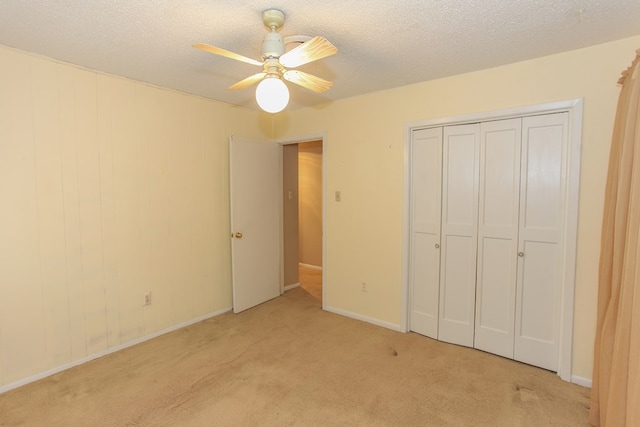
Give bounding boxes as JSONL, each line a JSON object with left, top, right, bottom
{"left": 283, "top": 140, "right": 323, "bottom": 303}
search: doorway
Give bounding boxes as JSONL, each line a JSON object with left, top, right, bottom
{"left": 282, "top": 139, "right": 324, "bottom": 304}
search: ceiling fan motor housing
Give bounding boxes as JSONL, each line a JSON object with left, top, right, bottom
{"left": 262, "top": 32, "right": 285, "bottom": 59}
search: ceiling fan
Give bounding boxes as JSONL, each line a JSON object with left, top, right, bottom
{"left": 193, "top": 9, "right": 337, "bottom": 113}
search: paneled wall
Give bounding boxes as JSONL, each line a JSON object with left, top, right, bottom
{"left": 0, "top": 45, "right": 264, "bottom": 389}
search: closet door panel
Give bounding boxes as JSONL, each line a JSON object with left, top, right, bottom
{"left": 515, "top": 113, "right": 568, "bottom": 371}
{"left": 441, "top": 234, "right": 476, "bottom": 324}
{"left": 438, "top": 124, "right": 479, "bottom": 347}
{"left": 409, "top": 128, "right": 442, "bottom": 339}
{"left": 474, "top": 119, "right": 521, "bottom": 359}
{"left": 410, "top": 233, "right": 440, "bottom": 336}
{"left": 476, "top": 238, "right": 514, "bottom": 331}
{"left": 519, "top": 241, "right": 559, "bottom": 341}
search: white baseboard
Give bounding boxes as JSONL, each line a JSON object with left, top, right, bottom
{"left": 284, "top": 282, "right": 301, "bottom": 291}
{"left": 324, "top": 306, "right": 403, "bottom": 332}
{"left": 0, "top": 306, "right": 233, "bottom": 395}
{"left": 571, "top": 375, "right": 592, "bottom": 388}
{"left": 299, "top": 263, "right": 322, "bottom": 271}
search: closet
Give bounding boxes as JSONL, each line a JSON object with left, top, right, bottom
{"left": 409, "top": 112, "right": 569, "bottom": 372}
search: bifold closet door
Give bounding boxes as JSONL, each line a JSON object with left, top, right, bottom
{"left": 473, "top": 118, "right": 522, "bottom": 358}
{"left": 438, "top": 124, "right": 479, "bottom": 347}
{"left": 514, "top": 113, "right": 568, "bottom": 371}
{"left": 409, "top": 128, "right": 443, "bottom": 339}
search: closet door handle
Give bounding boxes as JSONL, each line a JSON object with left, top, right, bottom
{"left": 518, "top": 252, "right": 524, "bottom": 257}
{"left": 435, "top": 243, "right": 440, "bottom": 249}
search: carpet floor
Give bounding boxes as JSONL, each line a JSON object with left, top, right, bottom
{"left": 0, "top": 285, "right": 590, "bottom": 426}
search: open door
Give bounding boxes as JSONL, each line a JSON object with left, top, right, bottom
{"left": 229, "top": 136, "right": 281, "bottom": 313}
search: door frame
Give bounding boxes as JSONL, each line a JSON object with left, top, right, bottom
{"left": 277, "top": 133, "right": 327, "bottom": 309}
{"left": 401, "top": 99, "right": 583, "bottom": 382}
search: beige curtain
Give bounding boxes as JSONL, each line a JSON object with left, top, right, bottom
{"left": 590, "top": 49, "right": 640, "bottom": 427}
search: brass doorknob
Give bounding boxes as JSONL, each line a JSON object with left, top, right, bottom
{"left": 435, "top": 243, "right": 440, "bottom": 249}
{"left": 518, "top": 252, "right": 524, "bottom": 257}
{"left": 235, "top": 232, "right": 243, "bottom": 239}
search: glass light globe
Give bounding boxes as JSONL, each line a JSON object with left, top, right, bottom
{"left": 255, "top": 77, "right": 289, "bottom": 113}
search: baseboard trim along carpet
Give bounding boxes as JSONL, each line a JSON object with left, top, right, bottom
{"left": 0, "top": 306, "right": 233, "bottom": 395}
{"left": 284, "top": 282, "right": 301, "bottom": 291}
{"left": 299, "top": 263, "right": 322, "bottom": 270}
{"left": 324, "top": 306, "right": 403, "bottom": 332}
{"left": 570, "top": 375, "right": 592, "bottom": 388}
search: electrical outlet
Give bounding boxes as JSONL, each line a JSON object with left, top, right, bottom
{"left": 361, "top": 282, "right": 367, "bottom": 293}
{"left": 144, "top": 292, "right": 152, "bottom": 306}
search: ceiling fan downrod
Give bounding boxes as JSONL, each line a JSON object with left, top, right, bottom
{"left": 261, "top": 9, "right": 286, "bottom": 59}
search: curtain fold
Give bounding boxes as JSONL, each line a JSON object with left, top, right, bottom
{"left": 590, "top": 49, "right": 640, "bottom": 427}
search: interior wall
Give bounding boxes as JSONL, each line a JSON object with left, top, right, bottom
{"left": 282, "top": 144, "right": 299, "bottom": 286}
{"left": 0, "top": 44, "right": 269, "bottom": 390}
{"left": 298, "top": 140, "right": 323, "bottom": 267}
{"left": 274, "top": 34, "right": 640, "bottom": 381}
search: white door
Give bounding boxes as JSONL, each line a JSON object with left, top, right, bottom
{"left": 438, "top": 124, "right": 480, "bottom": 347}
{"left": 514, "top": 113, "right": 568, "bottom": 371}
{"left": 409, "top": 127, "right": 442, "bottom": 339}
{"left": 229, "top": 136, "right": 281, "bottom": 313}
{"left": 474, "top": 118, "right": 522, "bottom": 358}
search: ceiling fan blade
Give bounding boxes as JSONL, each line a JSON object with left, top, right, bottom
{"left": 283, "top": 70, "right": 333, "bottom": 93}
{"left": 228, "top": 73, "right": 267, "bottom": 90}
{"left": 279, "top": 36, "right": 337, "bottom": 68}
{"left": 193, "top": 43, "right": 263, "bottom": 67}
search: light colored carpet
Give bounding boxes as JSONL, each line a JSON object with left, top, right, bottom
{"left": 0, "top": 287, "right": 590, "bottom": 426}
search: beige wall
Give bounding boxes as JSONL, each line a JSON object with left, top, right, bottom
{"left": 3, "top": 34, "right": 639, "bottom": 389}
{"left": 298, "top": 141, "right": 323, "bottom": 267}
{"left": 282, "top": 144, "right": 299, "bottom": 286}
{"left": 274, "top": 35, "right": 640, "bottom": 380}
{"left": 0, "top": 45, "right": 270, "bottom": 389}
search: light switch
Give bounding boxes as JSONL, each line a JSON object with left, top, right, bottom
{"left": 335, "top": 191, "right": 341, "bottom": 202}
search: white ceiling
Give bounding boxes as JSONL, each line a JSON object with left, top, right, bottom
{"left": 0, "top": 1, "right": 639, "bottom": 111}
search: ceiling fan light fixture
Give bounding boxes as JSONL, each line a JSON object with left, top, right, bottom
{"left": 255, "top": 76, "right": 289, "bottom": 113}
{"left": 193, "top": 8, "right": 337, "bottom": 112}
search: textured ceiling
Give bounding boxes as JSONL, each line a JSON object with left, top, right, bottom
{"left": 0, "top": 1, "right": 639, "bottom": 111}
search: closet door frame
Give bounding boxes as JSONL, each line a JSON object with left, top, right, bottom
{"left": 401, "top": 99, "right": 583, "bottom": 382}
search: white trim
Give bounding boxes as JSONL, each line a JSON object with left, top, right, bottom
{"left": 571, "top": 375, "right": 592, "bottom": 388}
{"left": 324, "top": 306, "right": 403, "bottom": 332}
{"left": 279, "top": 142, "right": 285, "bottom": 295}
{"left": 322, "top": 136, "right": 327, "bottom": 310}
{"left": 0, "top": 306, "right": 232, "bottom": 395}
{"left": 277, "top": 132, "right": 327, "bottom": 310}
{"left": 277, "top": 133, "right": 327, "bottom": 146}
{"left": 402, "top": 99, "right": 583, "bottom": 382}
{"left": 299, "top": 263, "right": 323, "bottom": 271}
{"left": 558, "top": 100, "right": 583, "bottom": 382}
{"left": 400, "top": 117, "right": 413, "bottom": 333}
{"left": 404, "top": 99, "right": 583, "bottom": 129}
{"left": 284, "top": 282, "right": 301, "bottom": 291}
